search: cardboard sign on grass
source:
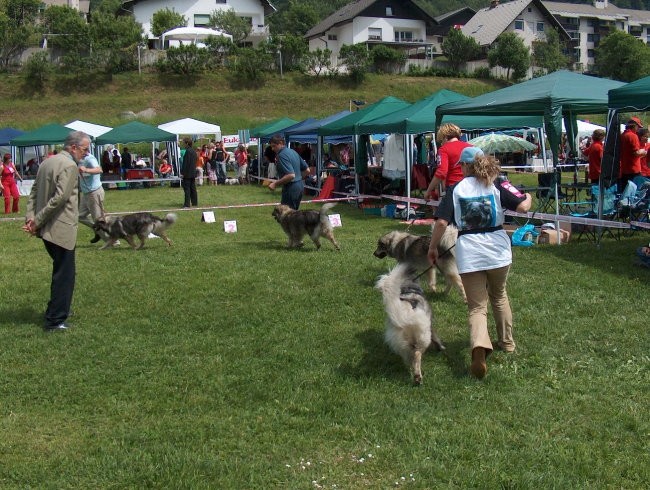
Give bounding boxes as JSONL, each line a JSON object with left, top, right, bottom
{"left": 224, "top": 220, "right": 237, "bottom": 233}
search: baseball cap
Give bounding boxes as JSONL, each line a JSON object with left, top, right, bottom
{"left": 458, "top": 146, "right": 485, "bottom": 164}
{"left": 628, "top": 116, "right": 643, "bottom": 128}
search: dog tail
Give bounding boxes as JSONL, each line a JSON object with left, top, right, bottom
{"left": 319, "top": 203, "right": 336, "bottom": 223}
{"left": 376, "top": 263, "right": 429, "bottom": 324}
{"left": 164, "top": 213, "right": 178, "bottom": 225}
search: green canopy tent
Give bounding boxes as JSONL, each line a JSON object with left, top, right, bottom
{"left": 10, "top": 123, "right": 74, "bottom": 175}
{"left": 319, "top": 96, "right": 411, "bottom": 177}
{"left": 436, "top": 71, "right": 625, "bottom": 165}
{"left": 358, "top": 90, "right": 469, "bottom": 135}
{"left": 249, "top": 117, "right": 298, "bottom": 139}
{"left": 249, "top": 117, "right": 299, "bottom": 180}
{"left": 603, "top": 75, "right": 650, "bottom": 187}
{"left": 95, "top": 121, "right": 178, "bottom": 179}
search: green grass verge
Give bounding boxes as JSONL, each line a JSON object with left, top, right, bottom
{"left": 0, "top": 183, "right": 648, "bottom": 488}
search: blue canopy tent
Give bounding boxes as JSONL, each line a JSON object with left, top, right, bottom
{"left": 284, "top": 111, "right": 354, "bottom": 188}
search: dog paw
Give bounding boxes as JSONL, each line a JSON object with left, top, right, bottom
{"left": 413, "top": 374, "right": 422, "bottom": 385}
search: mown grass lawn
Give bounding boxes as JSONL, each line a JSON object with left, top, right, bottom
{"left": 0, "top": 183, "right": 648, "bottom": 488}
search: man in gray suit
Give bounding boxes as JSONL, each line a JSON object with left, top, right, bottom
{"left": 23, "top": 131, "right": 90, "bottom": 331}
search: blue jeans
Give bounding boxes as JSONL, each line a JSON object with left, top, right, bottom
{"left": 281, "top": 180, "right": 305, "bottom": 210}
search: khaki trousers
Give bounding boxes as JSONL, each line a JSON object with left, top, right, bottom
{"left": 79, "top": 186, "right": 105, "bottom": 229}
{"left": 460, "top": 265, "right": 515, "bottom": 353}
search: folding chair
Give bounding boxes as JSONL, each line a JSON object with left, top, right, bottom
{"left": 570, "top": 184, "right": 618, "bottom": 241}
{"left": 535, "top": 171, "right": 565, "bottom": 213}
{"left": 618, "top": 178, "right": 650, "bottom": 232}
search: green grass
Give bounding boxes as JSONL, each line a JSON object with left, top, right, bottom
{"left": 1, "top": 184, "right": 648, "bottom": 488}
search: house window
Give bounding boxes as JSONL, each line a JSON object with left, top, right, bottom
{"left": 395, "top": 31, "right": 413, "bottom": 42}
{"left": 368, "top": 28, "right": 382, "bottom": 41}
{"left": 537, "top": 22, "right": 544, "bottom": 32}
{"left": 528, "top": 7, "right": 532, "bottom": 12}
{"left": 328, "top": 34, "right": 337, "bottom": 41}
{"left": 216, "top": 0, "right": 227, "bottom": 3}
{"left": 194, "top": 14, "right": 210, "bottom": 27}
{"left": 386, "top": 6, "right": 393, "bottom": 16}
{"left": 587, "top": 49, "right": 595, "bottom": 58}
{"left": 514, "top": 19, "right": 524, "bottom": 31}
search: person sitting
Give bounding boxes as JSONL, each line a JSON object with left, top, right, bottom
{"left": 636, "top": 244, "right": 650, "bottom": 268}
{"left": 159, "top": 160, "right": 172, "bottom": 178}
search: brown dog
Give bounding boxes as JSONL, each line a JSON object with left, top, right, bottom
{"left": 373, "top": 225, "right": 466, "bottom": 302}
{"left": 272, "top": 203, "right": 340, "bottom": 250}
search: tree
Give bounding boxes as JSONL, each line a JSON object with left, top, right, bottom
{"left": 441, "top": 27, "right": 480, "bottom": 73}
{"left": 21, "top": 51, "right": 53, "bottom": 94}
{"left": 265, "top": 34, "right": 308, "bottom": 72}
{"left": 487, "top": 32, "right": 530, "bottom": 81}
{"left": 532, "top": 26, "right": 569, "bottom": 73}
{"left": 269, "top": 0, "right": 318, "bottom": 37}
{"left": 369, "top": 45, "right": 406, "bottom": 74}
{"left": 301, "top": 48, "right": 335, "bottom": 77}
{"left": 226, "top": 46, "right": 273, "bottom": 88}
{"left": 88, "top": 0, "right": 144, "bottom": 75}
{"left": 203, "top": 35, "right": 235, "bottom": 67}
{"left": 0, "top": 0, "right": 41, "bottom": 69}
{"left": 338, "top": 43, "right": 370, "bottom": 84}
{"left": 151, "top": 8, "right": 187, "bottom": 38}
{"left": 209, "top": 8, "right": 251, "bottom": 45}
{"left": 595, "top": 30, "right": 650, "bottom": 82}
{"left": 41, "top": 5, "right": 89, "bottom": 53}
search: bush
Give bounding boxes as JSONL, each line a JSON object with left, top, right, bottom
{"left": 226, "top": 47, "right": 273, "bottom": 89}
{"left": 156, "top": 44, "right": 209, "bottom": 76}
{"left": 21, "top": 52, "right": 53, "bottom": 94}
{"left": 369, "top": 45, "right": 406, "bottom": 74}
{"left": 472, "top": 66, "right": 491, "bottom": 79}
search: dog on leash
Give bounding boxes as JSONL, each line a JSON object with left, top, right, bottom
{"left": 272, "top": 203, "right": 340, "bottom": 250}
{"left": 375, "top": 263, "right": 445, "bottom": 385}
{"left": 373, "top": 225, "right": 466, "bottom": 302}
{"left": 93, "top": 212, "right": 177, "bottom": 250}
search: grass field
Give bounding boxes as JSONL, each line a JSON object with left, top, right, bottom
{"left": 0, "top": 182, "right": 648, "bottom": 488}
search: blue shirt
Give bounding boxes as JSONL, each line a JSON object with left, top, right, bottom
{"left": 79, "top": 154, "right": 102, "bottom": 193}
{"left": 277, "top": 147, "right": 307, "bottom": 183}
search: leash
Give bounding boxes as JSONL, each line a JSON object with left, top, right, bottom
{"left": 414, "top": 243, "right": 456, "bottom": 281}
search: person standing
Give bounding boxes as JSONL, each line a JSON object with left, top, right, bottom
{"left": 180, "top": 137, "right": 198, "bottom": 207}
{"left": 234, "top": 143, "right": 248, "bottom": 184}
{"left": 121, "top": 147, "right": 133, "bottom": 179}
{"left": 77, "top": 147, "right": 110, "bottom": 245}
{"left": 425, "top": 123, "right": 471, "bottom": 200}
{"left": 1, "top": 153, "right": 23, "bottom": 214}
{"left": 267, "top": 134, "right": 309, "bottom": 210}
{"left": 427, "top": 147, "right": 532, "bottom": 379}
{"left": 619, "top": 116, "right": 647, "bottom": 191}
{"left": 23, "top": 131, "right": 89, "bottom": 332}
{"left": 580, "top": 129, "right": 605, "bottom": 184}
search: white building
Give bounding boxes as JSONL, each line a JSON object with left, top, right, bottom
{"left": 122, "top": 0, "right": 275, "bottom": 47}
{"left": 544, "top": 0, "right": 650, "bottom": 73}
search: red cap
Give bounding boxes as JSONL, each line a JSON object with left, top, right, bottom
{"left": 628, "top": 116, "right": 643, "bottom": 128}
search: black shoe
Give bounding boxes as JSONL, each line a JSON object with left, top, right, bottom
{"left": 90, "top": 233, "right": 101, "bottom": 243}
{"left": 44, "top": 322, "right": 72, "bottom": 332}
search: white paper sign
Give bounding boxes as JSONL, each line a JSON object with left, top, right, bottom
{"left": 328, "top": 214, "right": 342, "bottom": 227}
{"left": 224, "top": 220, "right": 238, "bottom": 233}
{"left": 202, "top": 211, "right": 216, "bottom": 223}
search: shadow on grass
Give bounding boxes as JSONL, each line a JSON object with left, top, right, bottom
{"left": 1, "top": 307, "right": 43, "bottom": 328}
{"left": 337, "top": 327, "right": 406, "bottom": 383}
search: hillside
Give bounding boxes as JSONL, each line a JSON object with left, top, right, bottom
{"left": 0, "top": 72, "right": 505, "bottom": 133}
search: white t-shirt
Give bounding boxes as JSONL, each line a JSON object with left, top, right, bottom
{"left": 435, "top": 176, "right": 525, "bottom": 274}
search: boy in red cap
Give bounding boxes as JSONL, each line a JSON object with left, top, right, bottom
{"left": 619, "top": 116, "right": 647, "bottom": 190}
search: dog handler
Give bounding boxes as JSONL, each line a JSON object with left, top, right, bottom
{"left": 427, "top": 147, "right": 532, "bottom": 379}
{"left": 267, "top": 134, "right": 309, "bottom": 210}
{"left": 78, "top": 147, "right": 110, "bottom": 245}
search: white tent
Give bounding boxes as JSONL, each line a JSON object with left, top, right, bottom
{"left": 161, "top": 27, "right": 233, "bottom": 46}
{"left": 158, "top": 118, "right": 222, "bottom": 141}
{"left": 65, "top": 120, "right": 112, "bottom": 139}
